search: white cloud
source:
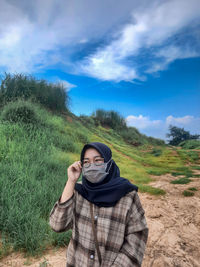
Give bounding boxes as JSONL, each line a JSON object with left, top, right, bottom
{"left": 0, "top": 0, "right": 142, "bottom": 73}
{"left": 81, "top": 51, "right": 138, "bottom": 82}
{"left": 79, "top": 0, "right": 200, "bottom": 81}
{"left": 166, "top": 115, "right": 194, "bottom": 125}
{"left": 48, "top": 76, "right": 77, "bottom": 91}
{"left": 126, "top": 114, "right": 200, "bottom": 140}
{"left": 56, "top": 80, "right": 77, "bottom": 92}
{"left": 0, "top": 0, "right": 199, "bottom": 80}
{"left": 147, "top": 45, "right": 199, "bottom": 73}
{"left": 79, "top": 39, "right": 88, "bottom": 44}
{"left": 126, "top": 115, "right": 161, "bottom": 129}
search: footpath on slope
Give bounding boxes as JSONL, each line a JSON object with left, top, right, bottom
{"left": 0, "top": 171, "right": 200, "bottom": 267}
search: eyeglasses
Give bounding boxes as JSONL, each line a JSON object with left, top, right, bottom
{"left": 82, "top": 157, "right": 104, "bottom": 168}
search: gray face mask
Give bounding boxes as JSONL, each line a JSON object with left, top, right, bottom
{"left": 82, "top": 158, "right": 112, "bottom": 183}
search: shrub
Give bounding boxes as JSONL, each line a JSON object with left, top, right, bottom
{"left": 0, "top": 73, "right": 69, "bottom": 112}
{"left": 0, "top": 100, "right": 44, "bottom": 126}
{"left": 179, "top": 140, "right": 200, "bottom": 149}
{"left": 92, "top": 109, "right": 126, "bottom": 130}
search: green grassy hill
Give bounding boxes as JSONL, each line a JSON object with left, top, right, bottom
{"left": 0, "top": 100, "right": 199, "bottom": 259}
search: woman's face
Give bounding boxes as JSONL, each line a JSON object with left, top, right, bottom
{"left": 82, "top": 148, "right": 104, "bottom": 167}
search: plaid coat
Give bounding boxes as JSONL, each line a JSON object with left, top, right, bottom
{"left": 49, "top": 188, "right": 148, "bottom": 267}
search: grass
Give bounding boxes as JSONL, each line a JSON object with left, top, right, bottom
{"left": 138, "top": 185, "right": 166, "bottom": 195}
{"left": 188, "top": 187, "right": 198, "bottom": 191}
{"left": 150, "top": 148, "right": 162, "bottom": 157}
{"left": 0, "top": 104, "right": 89, "bottom": 258}
{"left": 177, "top": 150, "right": 199, "bottom": 163}
{"left": 170, "top": 178, "right": 191, "bottom": 184}
{"left": 171, "top": 166, "right": 193, "bottom": 178}
{"left": 146, "top": 167, "right": 168, "bottom": 176}
{"left": 182, "top": 190, "right": 195, "bottom": 197}
{"left": 191, "top": 174, "right": 200, "bottom": 178}
{"left": 190, "top": 166, "right": 200, "bottom": 170}
{"left": 179, "top": 140, "right": 200, "bottom": 149}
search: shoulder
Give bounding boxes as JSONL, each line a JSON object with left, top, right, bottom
{"left": 114, "top": 190, "right": 138, "bottom": 210}
{"left": 121, "top": 190, "right": 144, "bottom": 213}
{"left": 121, "top": 189, "right": 138, "bottom": 203}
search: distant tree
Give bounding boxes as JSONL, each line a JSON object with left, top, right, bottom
{"left": 166, "top": 125, "right": 200, "bottom": 145}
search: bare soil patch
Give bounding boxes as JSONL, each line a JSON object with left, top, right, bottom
{"left": 142, "top": 172, "right": 200, "bottom": 267}
{"left": 1, "top": 172, "right": 200, "bottom": 267}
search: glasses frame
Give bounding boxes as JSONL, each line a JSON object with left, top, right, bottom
{"left": 81, "top": 157, "right": 105, "bottom": 168}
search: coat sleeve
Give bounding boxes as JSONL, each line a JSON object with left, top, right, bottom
{"left": 112, "top": 192, "right": 148, "bottom": 267}
{"left": 49, "top": 191, "right": 75, "bottom": 233}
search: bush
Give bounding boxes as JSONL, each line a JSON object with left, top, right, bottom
{"left": 0, "top": 73, "right": 69, "bottom": 112}
{"left": 0, "top": 100, "right": 45, "bottom": 126}
{"left": 92, "top": 109, "right": 126, "bottom": 130}
{"left": 179, "top": 140, "right": 200, "bottom": 149}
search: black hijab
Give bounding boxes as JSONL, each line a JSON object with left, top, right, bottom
{"left": 75, "top": 142, "right": 138, "bottom": 207}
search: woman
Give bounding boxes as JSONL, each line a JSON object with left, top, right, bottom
{"left": 49, "top": 142, "right": 148, "bottom": 267}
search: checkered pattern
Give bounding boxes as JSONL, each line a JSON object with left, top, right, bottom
{"left": 49, "top": 189, "right": 148, "bottom": 267}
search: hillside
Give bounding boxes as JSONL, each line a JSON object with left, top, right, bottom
{"left": 0, "top": 100, "right": 199, "bottom": 266}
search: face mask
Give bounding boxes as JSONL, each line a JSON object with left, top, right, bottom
{"left": 82, "top": 158, "right": 112, "bottom": 183}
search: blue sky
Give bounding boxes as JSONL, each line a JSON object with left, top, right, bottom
{"left": 0, "top": 0, "right": 200, "bottom": 140}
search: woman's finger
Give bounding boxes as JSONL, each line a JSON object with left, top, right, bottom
{"left": 78, "top": 161, "right": 82, "bottom": 168}
{"left": 75, "top": 161, "right": 82, "bottom": 168}
{"left": 72, "top": 161, "right": 81, "bottom": 171}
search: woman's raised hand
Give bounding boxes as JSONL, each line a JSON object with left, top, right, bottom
{"left": 67, "top": 161, "right": 82, "bottom": 184}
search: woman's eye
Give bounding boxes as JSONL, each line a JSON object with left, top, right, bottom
{"left": 95, "top": 159, "right": 103, "bottom": 162}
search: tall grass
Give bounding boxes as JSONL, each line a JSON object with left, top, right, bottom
{"left": 0, "top": 73, "right": 69, "bottom": 112}
{"left": 0, "top": 122, "right": 71, "bottom": 256}
{"left": 0, "top": 101, "right": 92, "bottom": 257}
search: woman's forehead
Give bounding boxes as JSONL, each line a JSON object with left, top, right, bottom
{"left": 83, "top": 147, "right": 101, "bottom": 158}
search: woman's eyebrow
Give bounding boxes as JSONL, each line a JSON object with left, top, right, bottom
{"left": 83, "top": 155, "right": 102, "bottom": 160}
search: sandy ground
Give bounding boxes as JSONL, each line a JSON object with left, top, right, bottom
{"left": 142, "top": 170, "right": 200, "bottom": 267}
{"left": 1, "top": 171, "right": 200, "bottom": 267}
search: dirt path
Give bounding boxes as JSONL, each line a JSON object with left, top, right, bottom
{"left": 1, "top": 172, "right": 200, "bottom": 267}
